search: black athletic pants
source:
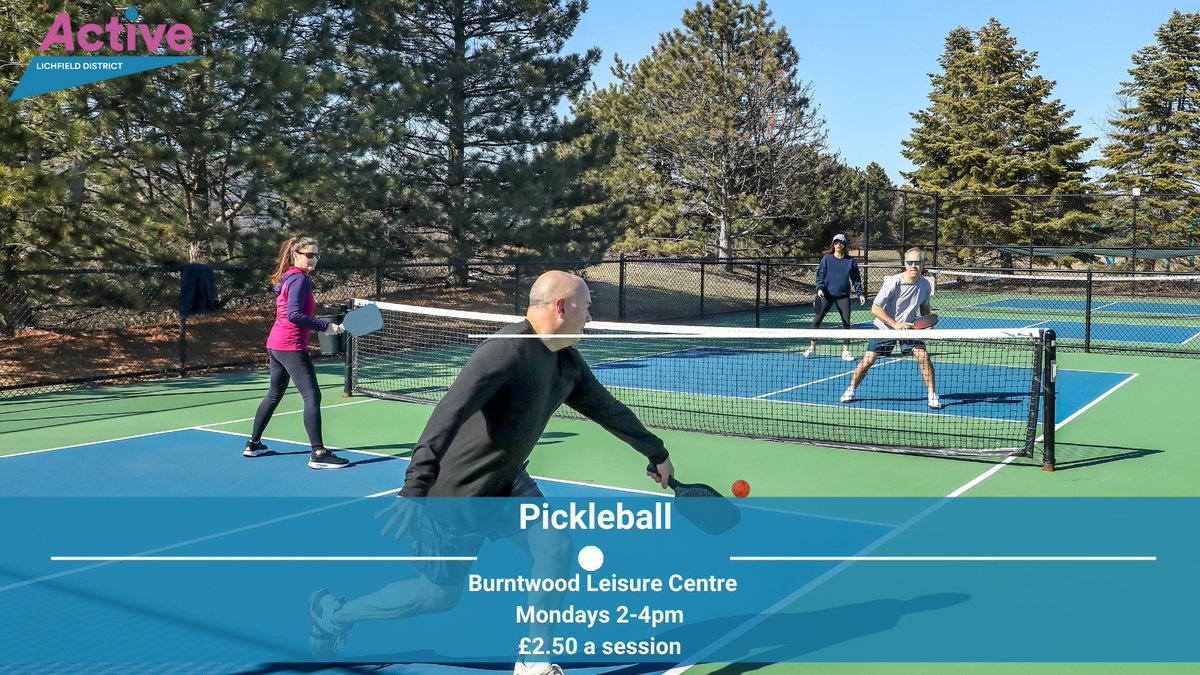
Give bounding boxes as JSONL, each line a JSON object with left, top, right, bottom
{"left": 251, "top": 348, "right": 324, "bottom": 449}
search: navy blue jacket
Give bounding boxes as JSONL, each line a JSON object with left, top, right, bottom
{"left": 815, "top": 254, "right": 863, "bottom": 298}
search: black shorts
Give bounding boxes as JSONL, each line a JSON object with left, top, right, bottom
{"left": 412, "top": 468, "right": 545, "bottom": 585}
{"left": 865, "top": 338, "right": 925, "bottom": 356}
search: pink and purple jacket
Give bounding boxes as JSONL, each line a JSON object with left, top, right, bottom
{"left": 266, "top": 267, "right": 330, "bottom": 351}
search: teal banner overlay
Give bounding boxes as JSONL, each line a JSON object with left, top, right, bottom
{"left": 8, "top": 56, "right": 201, "bottom": 101}
{"left": 0, "top": 497, "right": 1194, "bottom": 667}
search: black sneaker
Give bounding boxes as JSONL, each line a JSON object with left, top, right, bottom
{"left": 243, "top": 440, "right": 269, "bottom": 457}
{"left": 308, "top": 448, "right": 350, "bottom": 470}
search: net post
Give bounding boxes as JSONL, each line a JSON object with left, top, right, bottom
{"left": 1042, "top": 329, "right": 1057, "bottom": 471}
{"left": 343, "top": 299, "right": 354, "bottom": 398}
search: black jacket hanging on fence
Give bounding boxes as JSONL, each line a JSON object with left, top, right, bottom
{"left": 180, "top": 264, "right": 219, "bottom": 317}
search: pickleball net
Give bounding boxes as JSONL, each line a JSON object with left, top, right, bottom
{"left": 345, "top": 300, "right": 1056, "bottom": 466}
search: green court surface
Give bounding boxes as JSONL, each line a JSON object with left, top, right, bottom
{"left": 2, "top": 350, "right": 1198, "bottom": 673}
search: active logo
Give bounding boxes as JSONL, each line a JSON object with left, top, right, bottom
{"left": 9, "top": 7, "right": 201, "bottom": 101}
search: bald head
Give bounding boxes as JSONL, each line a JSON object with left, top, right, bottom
{"left": 529, "top": 271, "right": 585, "bottom": 308}
{"left": 526, "top": 271, "right": 591, "bottom": 350}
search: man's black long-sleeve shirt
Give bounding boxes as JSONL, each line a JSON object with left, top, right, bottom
{"left": 400, "top": 320, "right": 669, "bottom": 497}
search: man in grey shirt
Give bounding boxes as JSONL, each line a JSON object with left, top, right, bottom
{"left": 840, "top": 248, "right": 942, "bottom": 409}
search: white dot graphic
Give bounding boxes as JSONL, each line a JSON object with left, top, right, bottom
{"left": 577, "top": 545, "right": 604, "bottom": 572}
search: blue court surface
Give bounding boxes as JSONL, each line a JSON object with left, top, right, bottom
{"left": 980, "top": 297, "right": 1200, "bottom": 317}
{"left": 593, "top": 348, "right": 1132, "bottom": 425}
{"left": 2, "top": 432, "right": 1195, "bottom": 666}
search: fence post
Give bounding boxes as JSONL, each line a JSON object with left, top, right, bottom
{"left": 618, "top": 253, "right": 627, "bottom": 321}
{"left": 513, "top": 263, "right": 521, "bottom": 315}
{"left": 754, "top": 261, "right": 762, "bottom": 327}
{"left": 1084, "top": 270, "right": 1093, "bottom": 353}
{"left": 699, "top": 260, "right": 706, "bottom": 316}
{"left": 178, "top": 314, "right": 187, "bottom": 377}
{"left": 764, "top": 259, "right": 771, "bottom": 312}
{"left": 932, "top": 194, "right": 941, "bottom": 268}
{"left": 374, "top": 264, "right": 382, "bottom": 300}
{"left": 863, "top": 185, "right": 871, "bottom": 291}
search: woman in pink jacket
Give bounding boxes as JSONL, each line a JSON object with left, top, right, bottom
{"left": 245, "top": 236, "right": 349, "bottom": 469}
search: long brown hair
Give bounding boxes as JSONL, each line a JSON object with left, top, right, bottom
{"left": 270, "top": 236, "right": 316, "bottom": 286}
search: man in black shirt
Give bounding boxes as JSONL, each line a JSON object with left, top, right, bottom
{"left": 308, "top": 271, "right": 677, "bottom": 672}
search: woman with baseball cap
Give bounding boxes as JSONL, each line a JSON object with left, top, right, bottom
{"left": 805, "top": 233, "right": 865, "bottom": 361}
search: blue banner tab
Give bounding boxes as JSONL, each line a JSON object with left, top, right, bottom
{"left": 8, "top": 56, "right": 201, "bottom": 101}
{"left": 0, "top": 497, "right": 1195, "bottom": 667}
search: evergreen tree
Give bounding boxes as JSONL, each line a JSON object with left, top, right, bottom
{"left": 78, "top": 0, "right": 347, "bottom": 265}
{"left": 585, "top": 0, "right": 829, "bottom": 263}
{"left": 1, "top": 1, "right": 97, "bottom": 273}
{"left": 860, "top": 162, "right": 901, "bottom": 249}
{"left": 902, "top": 19, "right": 1094, "bottom": 265}
{"left": 350, "top": 0, "right": 610, "bottom": 281}
{"left": 1098, "top": 11, "right": 1200, "bottom": 255}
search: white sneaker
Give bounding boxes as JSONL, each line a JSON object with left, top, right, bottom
{"left": 803, "top": 346, "right": 816, "bottom": 358}
{"left": 928, "top": 393, "right": 942, "bottom": 409}
{"left": 308, "top": 589, "right": 350, "bottom": 661}
{"left": 515, "top": 663, "right": 564, "bottom": 675}
{"left": 840, "top": 387, "right": 855, "bottom": 403}
{"left": 841, "top": 350, "right": 854, "bottom": 361}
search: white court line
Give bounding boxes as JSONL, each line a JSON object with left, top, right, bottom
{"left": 668, "top": 365, "right": 1142, "bottom": 675}
{"left": 199, "top": 426, "right": 402, "bottom": 461}
{"left": 1049, "top": 372, "right": 1139, "bottom": 432}
{"left": 0, "top": 396, "right": 381, "bottom": 460}
{"left": 0, "top": 495, "right": 375, "bottom": 594}
{"left": 752, "top": 357, "right": 902, "bottom": 399}
{"left": 51, "top": 556, "right": 475, "bottom": 562}
{"left": 730, "top": 555, "right": 1154, "bottom": 562}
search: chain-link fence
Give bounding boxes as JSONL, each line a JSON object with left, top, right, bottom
{"left": 864, "top": 188, "right": 1200, "bottom": 272}
{"left": 929, "top": 267, "right": 1200, "bottom": 356}
{"left": 0, "top": 257, "right": 822, "bottom": 397}
{"left": 6, "top": 256, "right": 1200, "bottom": 397}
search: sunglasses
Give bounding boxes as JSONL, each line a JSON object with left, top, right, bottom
{"left": 904, "top": 259, "right": 923, "bottom": 266}
{"left": 295, "top": 250, "right": 320, "bottom": 259}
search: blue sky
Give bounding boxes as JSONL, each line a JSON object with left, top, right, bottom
{"left": 562, "top": 0, "right": 1190, "bottom": 185}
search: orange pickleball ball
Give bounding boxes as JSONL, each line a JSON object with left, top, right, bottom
{"left": 731, "top": 480, "right": 750, "bottom": 498}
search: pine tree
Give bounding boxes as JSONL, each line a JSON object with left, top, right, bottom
{"left": 584, "top": 0, "right": 829, "bottom": 263}
{"left": 1098, "top": 11, "right": 1200, "bottom": 256}
{"left": 348, "top": 0, "right": 609, "bottom": 282}
{"left": 902, "top": 19, "right": 1094, "bottom": 265}
{"left": 78, "top": 0, "right": 347, "bottom": 265}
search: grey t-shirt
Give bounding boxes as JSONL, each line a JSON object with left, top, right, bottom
{"left": 872, "top": 273, "right": 932, "bottom": 329}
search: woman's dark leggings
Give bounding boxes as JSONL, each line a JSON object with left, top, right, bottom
{"left": 251, "top": 348, "right": 323, "bottom": 449}
{"left": 813, "top": 295, "right": 853, "bottom": 328}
